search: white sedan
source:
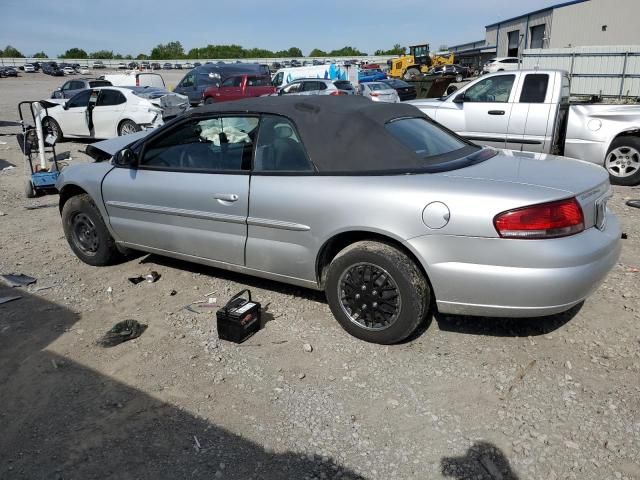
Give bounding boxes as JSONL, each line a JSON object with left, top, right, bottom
{"left": 38, "top": 86, "right": 189, "bottom": 140}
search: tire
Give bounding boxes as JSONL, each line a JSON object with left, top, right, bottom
{"left": 605, "top": 136, "right": 640, "bottom": 186}
{"left": 455, "top": 74, "right": 463, "bottom": 83}
{"left": 404, "top": 68, "right": 421, "bottom": 80}
{"left": 204, "top": 97, "right": 215, "bottom": 104}
{"left": 61, "top": 194, "right": 121, "bottom": 266}
{"left": 24, "top": 179, "right": 36, "bottom": 198}
{"left": 325, "top": 241, "right": 430, "bottom": 344}
{"left": 42, "top": 117, "right": 63, "bottom": 141}
{"left": 118, "top": 119, "right": 141, "bottom": 136}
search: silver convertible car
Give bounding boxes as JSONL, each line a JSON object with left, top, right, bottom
{"left": 56, "top": 96, "right": 621, "bottom": 344}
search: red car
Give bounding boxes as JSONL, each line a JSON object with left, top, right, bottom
{"left": 203, "top": 74, "right": 276, "bottom": 103}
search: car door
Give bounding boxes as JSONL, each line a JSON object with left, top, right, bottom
{"left": 246, "top": 114, "right": 318, "bottom": 281}
{"left": 437, "top": 74, "right": 517, "bottom": 149}
{"left": 57, "top": 89, "right": 91, "bottom": 137}
{"left": 507, "top": 73, "right": 553, "bottom": 153}
{"left": 91, "top": 88, "right": 128, "bottom": 138}
{"left": 101, "top": 114, "right": 258, "bottom": 266}
{"left": 217, "top": 76, "right": 243, "bottom": 102}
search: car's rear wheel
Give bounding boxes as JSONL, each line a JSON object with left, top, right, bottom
{"left": 605, "top": 136, "right": 640, "bottom": 186}
{"left": 62, "top": 194, "right": 121, "bottom": 266}
{"left": 325, "top": 241, "right": 430, "bottom": 344}
{"left": 118, "top": 119, "right": 140, "bottom": 136}
{"left": 42, "top": 117, "right": 63, "bottom": 141}
{"left": 204, "top": 97, "right": 215, "bottom": 104}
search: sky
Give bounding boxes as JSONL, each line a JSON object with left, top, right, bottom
{"left": 1, "top": 0, "right": 563, "bottom": 57}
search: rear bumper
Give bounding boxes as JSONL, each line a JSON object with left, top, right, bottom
{"left": 407, "top": 213, "right": 621, "bottom": 318}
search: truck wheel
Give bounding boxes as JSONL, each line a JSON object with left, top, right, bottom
{"left": 324, "top": 241, "right": 430, "bottom": 344}
{"left": 204, "top": 97, "right": 215, "bottom": 104}
{"left": 404, "top": 68, "right": 420, "bottom": 80}
{"left": 605, "top": 136, "right": 640, "bottom": 186}
{"left": 62, "top": 194, "right": 121, "bottom": 266}
{"left": 118, "top": 120, "right": 140, "bottom": 136}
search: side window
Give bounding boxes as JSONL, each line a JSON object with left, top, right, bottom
{"left": 254, "top": 115, "right": 313, "bottom": 172}
{"left": 273, "top": 72, "right": 283, "bottom": 86}
{"left": 221, "top": 77, "right": 241, "bottom": 87}
{"left": 66, "top": 89, "right": 91, "bottom": 108}
{"left": 464, "top": 75, "right": 515, "bottom": 103}
{"left": 141, "top": 116, "right": 259, "bottom": 172}
{"left": 282, "top": 82, "right": 301, "bottom": 94}
{"left": 97, "top": 89, "right": 126, "bottom": 106}
{"left": 181, "top": 73, "right": 195, "bottom": 87}
{"left": 519, "top": 74, "right": 549, "bottom": 103}
{"left": 302, "top": 81, "right": 320, "bottom": 92}
{"left": 61, "top": 81, "right": 72, "bottom": 91}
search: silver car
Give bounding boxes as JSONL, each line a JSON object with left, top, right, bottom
{"left": 359, "top": 82, "right": 399, "bottom": 103}
{"left": 56, "top": 96, "right": 620, "bottom": 344}
{"left": 278, "top": 78, "right": 356, "bottom": 96}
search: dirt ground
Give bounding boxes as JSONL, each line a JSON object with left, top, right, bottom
{"left": 0, "top": 72, "right": 639, "bottom": 480}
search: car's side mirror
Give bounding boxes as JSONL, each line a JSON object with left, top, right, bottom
{"left": 453, "top": 92, "right": 465, "bottom": 104}
{"left": 63, "top": 102, "right": 69, "bottom": 110}
{"left": 113, "top": 148, "right": 137, "bottom": 167}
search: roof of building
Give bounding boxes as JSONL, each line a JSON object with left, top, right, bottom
{"left": 485, "top": 0, "right": 589, "bottom": 28}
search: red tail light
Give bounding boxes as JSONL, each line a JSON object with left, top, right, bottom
{"left": 370, "top": 92, "right": 380, "bottom": 97}
{"left": 136, "top": 77, "right": 140, "bottom": 86}
{"left": 330, "top": 90, "right": 346, "bottom": 96}
{"left": 494, "top": 197, "right": 584, "bottom": 239}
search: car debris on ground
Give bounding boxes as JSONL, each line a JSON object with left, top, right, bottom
{"left": 96, "top": 319, "right": 147, "bottom": 347}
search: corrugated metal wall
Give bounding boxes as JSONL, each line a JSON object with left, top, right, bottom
{"left": 551, "top": 0, "right": 640, "bottom": 48}
{"left": 522, "top": 45, "right": 640, "bottom": 97}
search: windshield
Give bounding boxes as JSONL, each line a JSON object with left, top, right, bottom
{"left": 89, "top": 81, "right": 111, "bottom": 88}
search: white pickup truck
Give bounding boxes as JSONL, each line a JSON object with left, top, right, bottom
{"left": 411, "top": 69, "right": 640, "bottom": 185}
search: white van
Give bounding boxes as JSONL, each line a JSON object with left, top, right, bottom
{"left": 272, "top": 64, "right": 348, "bottom": 89}
{"left": 101, "top": 72, "right": 165, "bottom": 88}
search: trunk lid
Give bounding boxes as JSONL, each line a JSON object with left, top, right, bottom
{"left": 441, "top": 149, "right": 611, "bottom": 229}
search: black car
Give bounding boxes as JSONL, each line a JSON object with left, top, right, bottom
{"left": 430, "top": 64, "right": 471, "bottom": 82}
{"left": 174, "top": 63, "right": 183, "bottom": 70}
{"left": 0, "top": 66, "right": 18, "bottom": 77}
{"left": 128, "top": 62, "right": 139, "bottom": 69}
{"left": 193, "top": 62, "right": 202, "bottom": 67}
{"left": 380, "top": 78, "right": 417, "bottom": 101}
{"left": 151, "top": 63, "right": 161, "bottom": 70}
{"left": 163, "top": 62, "right": 173, "bottom": 70}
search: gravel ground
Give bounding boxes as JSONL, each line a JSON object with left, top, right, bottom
{"left": 0, "top": 72, "right": 639, "bottom": 480}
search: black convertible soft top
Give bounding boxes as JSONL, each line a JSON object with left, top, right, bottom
{"left": 183, "top": 96, "right": 476, "bottom": 173}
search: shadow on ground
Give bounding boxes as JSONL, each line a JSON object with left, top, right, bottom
{"left": 441, "top": 441, "right": 520, "bottom": 480}
{"left": 0, "top": 285, "right": 365, "bottom": 480}
{"left": 435, "top": 302, "right": 582, "bottom": 338}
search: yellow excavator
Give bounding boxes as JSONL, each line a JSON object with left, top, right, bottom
{"left": 387, "top": 44, "right": 455, "bottom": 79}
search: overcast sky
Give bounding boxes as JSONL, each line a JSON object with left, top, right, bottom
{"left": 1, "top": 0, "right": 562, "bottom": 57}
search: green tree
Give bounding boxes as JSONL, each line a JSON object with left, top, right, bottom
{"left": 60, "top": 48, "right": 88, "bottom": 59}
{"left": 2, "top": 45, "right": 24, "bottom": 57}
{"left": 32, "top": 51, "right": 48, "bottom": 58}
{"left": 90, "top": 50, "right": 114, "bottom": 59}
{"left": 135, "top": 53, "right": 149, "bottom": 60}
{"left": 113, "top": 53, "right": 123, "bottom": 59}
{"left": 309, "top": 48, "right": 328, "bottom": 57}
{"left": 328, "top": 46, "right": 363, "bottom": 56}
{"left": 124, "top": 54, "right": 133, "bottom": 60}
{"left": 374, "top": 44, "right": 405, "bottom": 56}
{"left": 150, "top": 41, "right": 185, "bottom": 59}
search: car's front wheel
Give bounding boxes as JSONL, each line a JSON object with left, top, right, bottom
{"left": 204, "top": 97, "right": 215, "bottom": 104}
{"left": 118, "top": 119, "right": 141, "bottom": 136}
{"left": 62, "top": 194, "right": 121, "bottom": 266}
{"left": 325, "top": 241, "right": 430, "bottom": 344}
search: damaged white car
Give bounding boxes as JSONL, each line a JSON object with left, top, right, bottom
{"left": 38, "top": 86, "right": 189, "bottom": 140}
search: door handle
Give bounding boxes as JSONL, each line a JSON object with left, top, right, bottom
{"left": 214, "top": 193, "right": 239, "bottom": 202}
{"left": 488, "top": 110, "right": 505, "bottom": 115}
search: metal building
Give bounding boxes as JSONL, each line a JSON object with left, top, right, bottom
{"left": 450, "top": 0, "right": 640, "bottom": 66}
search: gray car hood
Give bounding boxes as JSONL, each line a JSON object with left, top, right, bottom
{"left": 85, "top": 130, "right": 152, "bottom": 161}
{"left": 440, "top": 149, "right": 609, "bottom": 195}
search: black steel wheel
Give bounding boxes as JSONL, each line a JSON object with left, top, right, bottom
{"left": 62, "top": 194, "right": 121, "bottom": 266}
{"left": 325, "top": 241, "right": 430, "bottom": 344}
